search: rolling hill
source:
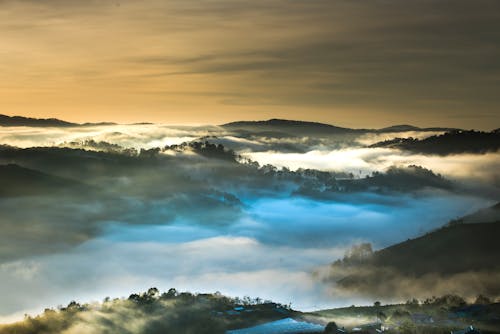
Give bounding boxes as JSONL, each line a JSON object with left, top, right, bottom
{"left": 222, "top": 119, "right": 360, "bottom": 135}
{"left": 0, "top": 114, "right": 114, "bottom": 127}
{"left": 222, "top": 119, "right": 455, "bottom": 137}
{"left": 0, "top": 163, "right": 93, "bottom": 197}
{"left": 331, "top": 203, "right": 500, "bottom": 299}
{"left": 370, "top": 130, "right": 500, "bottom": 155}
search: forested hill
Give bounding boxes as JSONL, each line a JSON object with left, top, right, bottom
{"left": 370, "top": 129, "right": 500, "bottom": 155}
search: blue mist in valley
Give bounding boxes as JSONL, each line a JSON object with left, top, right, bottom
{"left": 0, "top": 121, "right": 498, "bottom": 328}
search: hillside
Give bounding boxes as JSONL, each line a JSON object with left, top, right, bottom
{"left": 0, "top": 114, "right": 76, "bottom": 127}
{"left": 222, "top": 119, "right": 358, "bottom": 135}
{"left": 369, "top": 221, "right": 500, "bottom": 276}
{"left": 0, "top": 114, "right": 114, "bottom": 127}
{"left": 370, "top": 130, "right": 500, "bottom": 155}
{"left": 222, "top": 119, "right": 457, "bottom": 137}
{"left": 330, "top": 204, "right": 500, "bottom": 299}
{"left": 0, "top": 289, "right": 297, "bottom": 334}
{"left": 0, "top": 164, "right": 93, "bottom": 197}
{"left": 448, "top": 202, "right": 500, "bottom": 225}
{"left": 379, "top": 124, "right": 456, "bottom": 132}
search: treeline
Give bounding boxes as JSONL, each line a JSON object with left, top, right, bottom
{"left": 1, "top": 143, "right": 455, "bottom": 198}
{"left": 370, "top": 129, "right": 500, "bottom": 155}
{"left": 0, "top": 288, "right": 293, "bottom": 334}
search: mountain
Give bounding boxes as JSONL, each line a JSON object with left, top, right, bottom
{"left": 0, "top": 163, "right": 93, "bottom": 197}
{"left": 378, "top": 124, "right": 456, "bottom": 132}
{"left": 330, "top": 203, "right": 500, "bottom": 298}
{"left": 222, "top": 119, "right": 360, "bottom": 137}
{"left": 222, "top": 119, "right": 461, "bottom": 138}
{"left": 368, "top": 219, "right": 500, "bottom": 276}
{"left": 0, "top": 289, "right": 298, "bottom": 334}
{"left": 448, "top": 202, "right": 500, "bottom": 225}
{"left": 0, "top": 114, "right": 76, "bottom": 127}
{"left": 0, "top": 114, "right": 115, "bottom": 127}
{"left": 370, "top": 129, "right": 500, "bottom": 155}
{"left": 345, "top": 203, "right": 500, "bottom": 276}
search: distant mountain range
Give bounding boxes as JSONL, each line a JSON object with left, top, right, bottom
{"left": 0, "top": 114, "right": 115, "bottom": 127}
{"left": 222, "top": 118, "right": 456, "bottom": 135}
{"left": 222, "top": 119, "right": 360, "bottom": 135}
{"left": 1, "top": 114, "right": 458, "bottom": 133}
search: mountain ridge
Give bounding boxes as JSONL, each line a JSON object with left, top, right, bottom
{"left": 1, "top": 114, "right": 461, "bottom": 132}
{"left": 331, "top": 203, "right": 500, "bottom": 299}
{"left": 222, "top": 119, "right": 456, "bottom": 133}
{"left": 0, "top": 114, "right": 115, "bottom": 127}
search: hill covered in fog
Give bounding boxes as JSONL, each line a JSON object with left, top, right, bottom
{"left": 326, "top": 204, "right": 500, "bottom": 300}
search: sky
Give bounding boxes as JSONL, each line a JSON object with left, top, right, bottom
{"left": 0, "top": 1, "right": 499, "bottom": 324}
{"left": 1, "top": 0, "right": 500, "bottom": 129}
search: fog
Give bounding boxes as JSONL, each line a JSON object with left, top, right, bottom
{"left": 245, "top": 149, "right": 500, "bottom": 183}
{"left": 0, "top": 124, "right": 220, "bottom": 149}
{"left": 0, "top": 191, "right": 491, "bottom": 320}
{"left": 0, "top": 123, "right": 498, "bottom": 323}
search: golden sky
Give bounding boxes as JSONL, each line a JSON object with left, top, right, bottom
{"left": 1, "top": 0, "right": 499, "bottom": 128}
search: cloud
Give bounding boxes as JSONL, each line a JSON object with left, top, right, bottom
{"left": 0, "top": 235, "right": 342, "bottom": 318}
{"left": 1, "top": 0, "right": 500, "bottom": 127}
{"left": 0, "top": 125, "right": 498, "bottom": 321}
{"left": 0, "top": 189, "right": 491, "bottom": 319}
{"left": 317, "top": 264, "right": 500, "bottom": 303}
{"left": 0, "top": 124, "right": 220, "bottom": 149}
{"left": 355, "top": 131, "right": 446, "bottom": 146}
{"left": 244, "top": 148, "right": 500, "bottom": 184}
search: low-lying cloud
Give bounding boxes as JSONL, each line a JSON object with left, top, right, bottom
{"left": 0, "top": 124, "right": 498, "bottom": 323}
{"left": 245, "top": 148, "right": 500, "bottom": 184}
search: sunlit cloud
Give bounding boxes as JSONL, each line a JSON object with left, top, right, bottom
{"left": 245, "top": 148, "right": 500, "bottom": 182}
{"left": 0, "top": 124, "right": 216, "bottom": 149}
{"left": 0, "top": 123, "right": 497, "bottom": 323}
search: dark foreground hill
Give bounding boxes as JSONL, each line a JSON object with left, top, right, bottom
{"left": 368, "top": 221, "right": 500, "bottom": 276}
{"left": 1, "top": 288, "right": 499, "bottom": 334}
{"left": 0, "top": 289, "right": 297, "bottom": 334}
{"left": 328, "top": 204, "right": 500, "bottom": 300}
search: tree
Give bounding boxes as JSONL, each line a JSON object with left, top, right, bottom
{"left": 474, "top": 294, "right": 491, "bottom": 305}
{"left": 162, "top": 288, "right": 177, "bottom": 299}
{"left": 324, "top": 321, "right": 338, "bottom": 333}
{"left": 147, "top": 287, "right": 159, "bottom": 299}
{"left": 374, "top": 301, "right": 381, "bottom": 307}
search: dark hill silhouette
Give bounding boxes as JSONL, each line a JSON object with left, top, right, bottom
{"left": 342, "top": 165, "right": 452, "bottom": 192}
{"left": 379, "top": 124, "right": 456, "bottom": 132}
{"left": 332, "top": 203, "right": 500, "bottom": 298}
{"left": 222, "top": 119, "right": 457, "bottom": 138}
{"left": 369, "top": 220, "right": 500, "bottom": 276}
{"left": 0, "top": 114, "right": 76, "bottom": 127}
{"left": 447, "top": 202, "right": 500, "bottom": 225}
{"left": 0, "top": 164, "right": 93, "bottom": 197}
{"left": 370, "top": 130, "right": 500, "bottom": 155}
{"left": 222, "top": 118, "right": 360, "bottom": 135}
{"left": 0, "top": 114, "right": 115, "bottom": 127}
{"left": 0, "top": 146, "right": 153, "bottom": 181}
